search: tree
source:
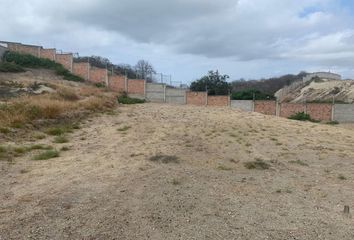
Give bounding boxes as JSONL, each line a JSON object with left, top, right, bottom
{"left": 190, "top": 70, "right": 230, "bottom": 95}
{"left": 135, "top": 60, "right": 156, "bottom": 81}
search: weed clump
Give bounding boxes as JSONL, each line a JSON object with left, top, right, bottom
{"left": 32, "top": 150, "right": 59, "bottom": 160}
{"left": 244, "top": 159, "right": 270, "bottom": 170}
{"left": 53, "top": 135, "right": 69, "bottom": 143}
{"left": 149, "top": 155, "right": 179, "bottom": 164}
{"left": 0, "top": 62, "right": 25, "bottom": 72}
{"left": 118, "top": 94, "right": 145, "bottom": 104}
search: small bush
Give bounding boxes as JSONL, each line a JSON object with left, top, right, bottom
{"left": 95, "top": 82, "right": 106, "bottom": 88}
{"left": 244, "top": 159, "right": 270, "bottom": 170}
{"left": 288, "top": 112, "right": 312, "bottom": 121}
{"left": 53, "top": 135, "right": 69, "bottom": 143}
{"left": 149, "top": 155, "right": 179, "bottom": 164}
{"left": 57, "top": 88, "right": 80, "bottom": 101}
{"left": 289, "top": 160, "right": 309, "bottom": 166}
{"left": 0, "top": 127, "right": 10, "bottom": 134}
{"left": 46, "top": 127, "right": 66, "bottom": 136}
{"left": 338, "top": 174, "right": 347, "bottom": 180}
{"left": 117, "top": 95, "right": 145, "bottom": 104}
{"left": 60, "top": 146, "right": 70, "bottom": 151}
{"left": 0, "top": 62, "right": 25, "bottom": 72}
{"left": 117, "top": 126, "right": 131, "bottom": 132}
{"left": 32, "top": 150, "right": 59, "bottom": 160}
{"left": 217, "top": 165, "right": 232, "bottom": 171}
{"left": 326, "top": 121, "right": 339, "bottom": 125}
{"left": 30, "top": 144, "right": 53, "bottom": 150}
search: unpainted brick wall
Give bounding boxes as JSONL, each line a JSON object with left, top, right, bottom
{"left": 72, "top": 62, "right": 89, "bottom": 80}
{"left": 40, "top": 48, "right": 56, "bottom": 61}
{"left": 306, "top": 103, "right": 332, "bottom": 121}
{"left": 56, "top": 54, "right": 73, "bottom": 72}
{"left": 280, "top": 103, "right": 305, "bottom": 118}
{"left": 186, "top": 91, "right": 207, "bottom": 106}
{"left": 254, "top": 101, "right": 276, "bottom": 115}
{"left": 207, "top": 96, "right": 229, "bottom": 106}
{"left": 127, "top": 79, "right": 145, "bottom": 94}
{"left": 15, "top": 44, "right": 40, "bottom": 57}
{"left": 108, "top": 75, "right": 126, "bottom": 92}
{"left": 89, "top": 67, "right": 107, "bottom": 84}
{"left": 7, "top": 43, "right": 19, "bottom": 51}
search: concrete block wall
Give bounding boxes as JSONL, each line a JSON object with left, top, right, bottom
{"left": 73, "top": 62, "right": 90, "bottom": 80}
{"left": 89, "top": 67, "right": 107, "bottom": 84}
{"left": 165, "top": 87, "right": 186, "bottom": 104}
{"left": 55, "top": 53, "right": 73, "bottom": 72}
{"left": 40, "top": 48, "right": 56, "bottom": 61}
{"left": 9, "top": 43, "right": 40, "bottom": 57}
{"left": 146, "top": 83, "right": 165, "bottom": 102}
{"left": 186, "top": 91, "right": 207, "bottom": 106}
{"left": 231, "top": 100, "right": 253, "bottom": 112}
{"left": 254, "top": 101, "right": 276, "bottom": 115}
{"left": 207, "top": 96, "right": 229, "bottom": 107}
{"left": 334, "top": 104, "right": 354, "bottom": 123}
{"left": 279, "top": 103, "right": 305, "bottom": 118}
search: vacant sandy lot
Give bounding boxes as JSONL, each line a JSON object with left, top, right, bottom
{"left": 1, "top": 103, "right": 354, "bottom": 239}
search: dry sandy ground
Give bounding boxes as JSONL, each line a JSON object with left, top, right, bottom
{"left": 1, "top": 103, "right": 354, "bottom": 239}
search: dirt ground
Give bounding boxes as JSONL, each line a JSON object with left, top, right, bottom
{"left": 1, "top": 103, "right": 354, "bottom": 239}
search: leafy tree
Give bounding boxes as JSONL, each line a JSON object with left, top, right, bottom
{"left": 135, "top": 60, "right": 156, "bottom": 81}
{"left": 231, "top": 89, "right": 275, "bottom": 100}
{"left": 231, "top": 72, "right": 307, "bottom": 96}
{"left": 190, "top": 70, "right": 230, "bottom": 95}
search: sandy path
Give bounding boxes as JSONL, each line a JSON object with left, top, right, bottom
{"left": 1, "top": 103, "right": 354, "bottom": 239}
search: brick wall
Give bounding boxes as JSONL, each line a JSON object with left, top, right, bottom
{"left": 306, "top": 103, "right": 332, "bottom": 121}
{"left": 280, "top": 103, "right": 305, "bottom": 118}
{"left": 186, "top": 91, "right": 207, "bottom": 106}
{"left": 16, "top": 44, "right": 40, "bottom": 57}
{"left": 207, "top": 96, "right": 229, "bottom": 106}
{"left": 108, "top": 75, "right": 126, "bottom": 92}
{"left": 55, "top": 53, "right": 73, "bottom": 72}
{"left": 254, "top": 101, "right": 276, "bottom": 115}
{"left": 40, "top": 48, "right": 56, "bottom": 61}
{"left": 73, "top": 62, "right": 90, "bottom": 80}
{"left": 127, "top": 79, "right": 145, "bottom": 94}
{"left": 7, "top": 43, "right": 19, "bottom": 51}
{"left": 89, "top": 67, "right": 107, "bottom": 84}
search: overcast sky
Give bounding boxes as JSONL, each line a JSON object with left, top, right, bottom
{"left": 1, "top": 0, "right": 354, "bottom": 83}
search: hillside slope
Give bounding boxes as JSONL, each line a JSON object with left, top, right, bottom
{"left": 275, "top": 78, "right": 354, "bottom": 103}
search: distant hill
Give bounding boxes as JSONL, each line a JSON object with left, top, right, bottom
{"left": 231, "top": 72, "right": 307, "bottom": 96}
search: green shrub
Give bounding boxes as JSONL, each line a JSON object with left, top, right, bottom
{"left": 326, "top": 121, "right": 339, "bottom": 125}
{"left": 0, "top": 62, "right": 25, "bottom": 72}
{"left": 32, "top": 150, "right": 59, "bottom": 160}
{"left": 3, "top": 51, "right": 84, "bottom": 82}
{"left": 95, "top": 82, "right": 106, "bottom": 88}
{"left": 244, "top": 159, "right": 270, "bottom": 170}
{"left": 117, "top": 95, "right": 145, "bottom": 104}
{"left": 288, "top": 112, "right": 312, "bottom": 121}
{"left": 53, "top": 135, "right": 69, "bottom": 143}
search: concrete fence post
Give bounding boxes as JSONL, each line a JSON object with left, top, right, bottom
{"left": 276, "top": 101, "right": 280, "bottom": 117}
{"left": 163, "top": 84, "right": 166, "bottom": 103}
{"left": 205, "top": 92, "right": 208, "bottom": 106}
{"left": 144, "top": 80, "right": 147, "bottom": 99}
{"left": 252, "top": 100, "right": 255, "bottom": 112}
{"left": 124, "top": 76, "right": 128, "bottom": 92}
{"left": 105, "top": 68, "right": 109, "bottom": 86}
